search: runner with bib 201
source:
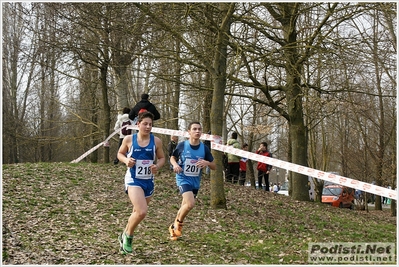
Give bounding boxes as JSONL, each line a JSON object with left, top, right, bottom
{"left": 168, "top": 122, "right": 216, "bottom": 240}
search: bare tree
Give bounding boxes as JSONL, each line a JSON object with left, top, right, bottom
{"left": 134, "top": 2, "right": 237, "bottom": 208}
{"left": 2, "top": 3, "right": 395, "bottom": 213}
{"left": 2, "top": 3, "right": 40, "bottom": 163}
{"left": 53, "top": 3, "right": 129, "bottom": 163}
{"left": 348, "top": 5, "right": 396, "bottom": 211}
{"left": 227, "top": 3, "right": 380, "bottom": 200}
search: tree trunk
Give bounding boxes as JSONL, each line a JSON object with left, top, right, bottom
{"left": 100, "top": 65, "right": 111, "bottom": 163}
{"left": 289, "top": 115, "right": 309, "bottom": 200}
{"left": 114, "top": 65, "right": 130, "bottom": 110}
{"left": 209, "top": 3, "right": 235, "bottom": 209}
{"left": 202, "top": 71, "right": 212, "bottom": 133}
{"left": 281, "top": 3, "right": 309, "bottom": 201}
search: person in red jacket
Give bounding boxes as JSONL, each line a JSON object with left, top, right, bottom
{"left": 256, "top": 142, "right": 272, "bottom": 191}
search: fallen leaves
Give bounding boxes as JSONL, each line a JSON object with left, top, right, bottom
{"left": 2, "top": 162, "right": 396, "bottom": 264}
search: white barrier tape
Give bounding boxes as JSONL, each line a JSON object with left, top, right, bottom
{"left": 71, "top": 124, "right": 397, "bottom": 200}
{"left": 70, "top": 127, "right": 123, "bottom": 163}
{"left": 70, "top": 142, "right": 105, "bottom": 163}
{"left": 211, "top": 142, "right": 397, "bottom": 201}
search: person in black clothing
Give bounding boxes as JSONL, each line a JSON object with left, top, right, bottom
{"left": 167, "top": 136, "right": 178, "bottom": 170}
{"left": 129, "top": 93, "right": 161, "bottom": 122}
{"left": 203, "top": 131, "right": 211, "bottom": 175}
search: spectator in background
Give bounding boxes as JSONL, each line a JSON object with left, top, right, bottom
{"left": 355, "top": 189, "right": 364, "bottom": 207}
{"left": 386, "top": 185, "right": 392, "bottom": 205}
{"left": 129, "top": 93, "right": 161, "bottom": 123}
{"left": 273, "top": 183, "right": 279, "bottom": 193}
{"left": 371, "top": 181, "right": 376, "bottom": 204}
{"left": 383, "top": 184, "right": 391, "bottom": 205}
{"left": 226, "top": 132, "right": 240, "bottom": 183}
{"left": 167, "top": 135, "right": 178, "bottom": 170}
{"left": 256, "top": 142, "right": 272, "bottom": 192}
{"left": 239, "top": 143, "right": 248, "bottom": 186}
{"left": 203, "top": 131, "right": 212, "bottom": 175}
{"left": 113, "top": 107, "right": 132, "bottom": 165}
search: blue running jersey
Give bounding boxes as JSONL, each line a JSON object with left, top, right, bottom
{"left": 176, "top": 140, "right": 205, "bottom": 189}
{"left": 125, "top": 133, "right": 156, "bottom": 181}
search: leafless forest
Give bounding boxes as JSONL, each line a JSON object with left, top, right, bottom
{"left": 2, "top": 3, "right": 396, "bottom": 208}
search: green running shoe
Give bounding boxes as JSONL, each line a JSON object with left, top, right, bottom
{"left": 118, "top": 232, "right": 133, "bottom": 254}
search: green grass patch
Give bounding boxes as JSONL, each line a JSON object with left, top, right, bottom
{"left": 2, "top": 162, "right": 396, "bottom": 265}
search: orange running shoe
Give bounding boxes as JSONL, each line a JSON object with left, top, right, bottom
{"left": 173, "top": 220, "right": 183, "bottom": 237}
{"left": 169, "top": 224, "right": 178, "bottom": 241}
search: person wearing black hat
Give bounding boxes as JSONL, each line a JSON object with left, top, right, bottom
{"left": 129, "top": 93, "right": 161, "bottom": 122}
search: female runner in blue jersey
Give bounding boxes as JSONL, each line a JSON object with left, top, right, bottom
{"left": 169, "top": 122, "right": 216, "bottom": 240}
{"left": 117, "top": 111, "right": 165, "bottom": 254}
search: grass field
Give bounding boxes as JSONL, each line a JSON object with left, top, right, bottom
{"left": 2, "top": 162, "right": 397, "bottom": 264}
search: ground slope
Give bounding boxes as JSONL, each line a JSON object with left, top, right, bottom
{"left": 2, "top": 162, "right": 396, "bottom": 264}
